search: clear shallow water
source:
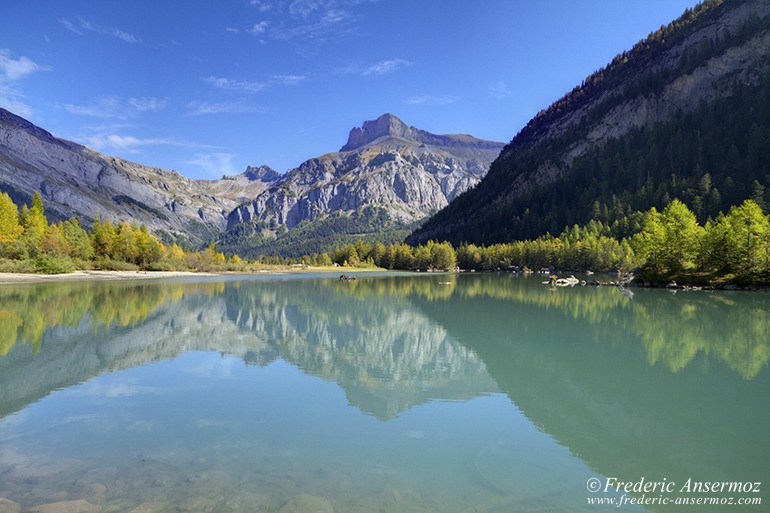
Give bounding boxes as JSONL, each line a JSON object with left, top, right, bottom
{"left": 0, "top": 273, "right": 767, "bottom": 512}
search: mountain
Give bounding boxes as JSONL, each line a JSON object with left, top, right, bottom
{"left": 408, "top": 0, "right": 770, "bottom": 245}
{"left": 0, "top": 108, "right": 500, "bottom": 254}
{"left": 221, "top": 113, "right": 504, "bottom": 257}
{"left": 0, "top": 108, "right": 280, "bottom": 245}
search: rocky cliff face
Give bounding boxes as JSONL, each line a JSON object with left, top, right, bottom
{"left": 409, "top": 0, "right": 770, "bottom": 244}
{"left": 226, "top": 114, "right": 504, "bottom": 230}
{"left": 0, "top": 109, "right": 279, "bottom": 243}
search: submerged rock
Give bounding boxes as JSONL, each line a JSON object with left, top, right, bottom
{"left": 0, "top": 498, "right": 21, "bottom": 513}
{"left": 278, "top": 494, "right": 334, "bottom": 513}
{"left": 24, "top": 500, "right": 101, "bottom": 513}
{"left": 125, "top": 503, "right": 167, "bottom": 513}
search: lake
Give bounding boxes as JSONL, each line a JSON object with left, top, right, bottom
{"left": 0, "top": 273, "right": 767, "bottom": 512}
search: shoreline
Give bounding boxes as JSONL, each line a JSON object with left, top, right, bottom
{"left": 0, "top": 267, "right": 387, "bottom": 284}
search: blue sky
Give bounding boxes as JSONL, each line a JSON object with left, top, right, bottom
{"left": 1, "top": 0, "right": 700, "bottom": 180}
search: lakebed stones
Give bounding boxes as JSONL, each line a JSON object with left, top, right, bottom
{"left": 23, "top": 500, "right": 100, "bottom": 513}
{"left": 0, "top": 498, "right": 21, "bottom": 513}
{"left": 277, "top": 494, "right": 334, "bottom": 513}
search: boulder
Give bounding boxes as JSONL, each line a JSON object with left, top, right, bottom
{"left": 278, "top": 495, "right": 334, "bottom": 513}
{"left": 24, "top": 500, "right": 101, "bottom": 513}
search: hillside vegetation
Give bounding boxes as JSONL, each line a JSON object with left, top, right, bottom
{"left": 408, "top": 0, "right": 770, "bottom": 245}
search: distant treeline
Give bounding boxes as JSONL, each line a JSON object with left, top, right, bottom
{"left": 311, "top": 199, "right": 770, "bottom": 284}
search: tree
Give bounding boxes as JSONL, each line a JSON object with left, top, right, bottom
{"left": 20, "top": 192, "right": 47, "bottom": 255}
{"left": 658, "top": 199, "right": 703, "bottom": 272}
{"left": 721, "top": 200, "right": 770, "bottom": 273}
{"left": 60, "top": 218, "right": 94, "bottom": 260}
{"left": 0, "top": 192, "right": 23, "bottom": 243}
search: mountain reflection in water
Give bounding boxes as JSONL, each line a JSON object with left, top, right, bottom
{"left": 0, "top": 273, "right": 767, "bottom": 512}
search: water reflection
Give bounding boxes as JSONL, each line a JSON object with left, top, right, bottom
{"left": 0, "top": 274, "right": 767, "bottom": 512}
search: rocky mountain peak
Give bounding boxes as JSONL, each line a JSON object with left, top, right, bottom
{"left": 340, "top": 113, "right": 413, "bottom": 151}
{"left": 243, "top": 165, "right": 281, "bottom": 182}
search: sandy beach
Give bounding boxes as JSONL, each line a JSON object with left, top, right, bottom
{"left": 0, "top": 270, "right": 222, "bottom": 283}
{"left": 0, "top": 266, "right": 381, "bottom": 284}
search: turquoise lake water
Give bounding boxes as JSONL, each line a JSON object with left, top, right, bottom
{"left": 0, "top": 273, "right": 767, "bottom": 512}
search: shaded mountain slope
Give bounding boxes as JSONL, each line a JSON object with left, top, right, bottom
{"left": 408, "top": 0, "right": 770, "bottom": 245}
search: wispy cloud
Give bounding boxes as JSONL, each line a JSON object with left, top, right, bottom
{"left": 488, "top": 80, "right": 511, "bottom": 99}
{"left": 84, "top": 133, "right": 217, "bottom": 154}
{"left": 59, "top": 18, "right": 82, "bottom": 35}
{"left": 129, "top": 97, "right": 168, "bottom": 112}
{"left": 0, "top": 49, "right": 51, "bottom": 117}
{"left": 186, "top": 100, "right": 264, "bottom": 115}
{"left": 63, "top": 96, "right": 168, "bottom": 119}
{"left": 248, "top": 21, "right": 270, "bottom": 35}
{"left": 271, "top": 74, "right": 306, "bottom": 85}
{"left": 202, "top": 74, "right": 306, "bottom": 97}
{"left": 250, "top": 0, "right": 278, "bottom": 12}
{"left": 205, "top": 76, "right": 268, "bottom": 93}
{"left": 226, "top": 27, "right": 240, "bottom": 33}
{"left": 0, "top": 49, "right": 50, "bottom": 80}
{"left": 363, "top": 58, "right": 412, "bottom": 76}
{"left": 60, "top": 16, "right": 140, "bottom": 43}
{"left": 407, "top": 94, "right": 459, "bottom": 105}
{"left": 183, "top": 152, "right": 236, "bottom": 177}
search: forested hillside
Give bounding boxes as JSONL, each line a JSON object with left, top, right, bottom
{"left": 408, "top": 0, "right": 770, "bottom": 245}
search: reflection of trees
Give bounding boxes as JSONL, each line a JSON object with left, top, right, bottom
{"left": 2, "top": 274, "right": 766, "bottom": 381}
{"left": 632, "top": 293, "right": 769, "bottom": 379}
{"left": 0, "top": 277, "right": 495, "bottom": 421}
{"left": 0, "top": 281, "right": 224, "bottom": 357}
{"left": 340, "top": 273, "right": 769, "bottom": 380}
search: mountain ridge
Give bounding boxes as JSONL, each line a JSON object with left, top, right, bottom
{"left": 408, "top": 0, "right": 770, "bottom": 245}
{"left": 0, "top": 107, "right": 282, "bottom": 244}
{"left": 0, "top": 108, "right": 502, "bottom": 253}
{"left": 220, "top": 113, "right": 504, "bottom": 257}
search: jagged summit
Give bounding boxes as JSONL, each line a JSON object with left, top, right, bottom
{"left": 340, "top": 113, "right": 502, "bottom": 152}
{"left": 340, "top": 113, "right": 410, "bottom": 151}
{"left": 243, "top": 165, "right": 281, "bottom": 182}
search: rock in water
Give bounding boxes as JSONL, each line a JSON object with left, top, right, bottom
{"left": 24, "top": 500, "right": 101, "bottom": 513}
{"left": 278, "top": 494, "right": 334, "bottom": 513}
{"left": 0, "top": 498, "right": 21, "bottom": 513}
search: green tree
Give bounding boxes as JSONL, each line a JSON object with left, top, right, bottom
{"left": 60, "top": 218, "right": 94, "bottom": 260}
{"left": 721, "top": 200, "right": 770, "bottom": 273}
{"left": 20, "top": 192, "right": 47, "bottom": 255}
{"left": 0, "top": 192, "right": 23, "bottom": 243}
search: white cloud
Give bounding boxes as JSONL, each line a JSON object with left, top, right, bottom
{"left": 249, "top": 21, "right": 270, "bottom": 35}
{"left": 407, "top": 94, "right": 459, "bottom": 105}
{"left": 183, "top": 152, "right": 236, "bottom": 177}
{"left": 226, "top": 27, "right": 240, "bottom": 33}
{"left": 0, "top": 49, "right": 50, "bottom": 118}
{"left": 82, "top": 130, "right": 219, "bottom": 154}
{"left": 0, "top": 49, "right": 50, "bottom": 80}
{"left": 251, "top": 0, "right": 277, "bottom": 12}
{"left": 363, "top": 58, "right": 412, "bottom": 76}
{"left": 205, "top": 76, "right": 268, "bottom": 93}
{"left": 59, "top": 18, "right": 82, "bottom": 35}
{"left": 271, "top": 74, "right": 306, "bottom": 85}
{"left": 186, "top": 100, "right": 263, "bottom": 115}
{"left": 129, "top": 96, "right": 168, "bottom": 112}
{"left": 488, "top": 80, "right": 511, "bottom": 99}
{"left": 1, "top": 91, "right": 34, "bottom": 118}
{"left": 60, "top": 16, "right": 140, "bottom": 43}
{"left": 64, "top": 96, "right": 167, "bottom": 119}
